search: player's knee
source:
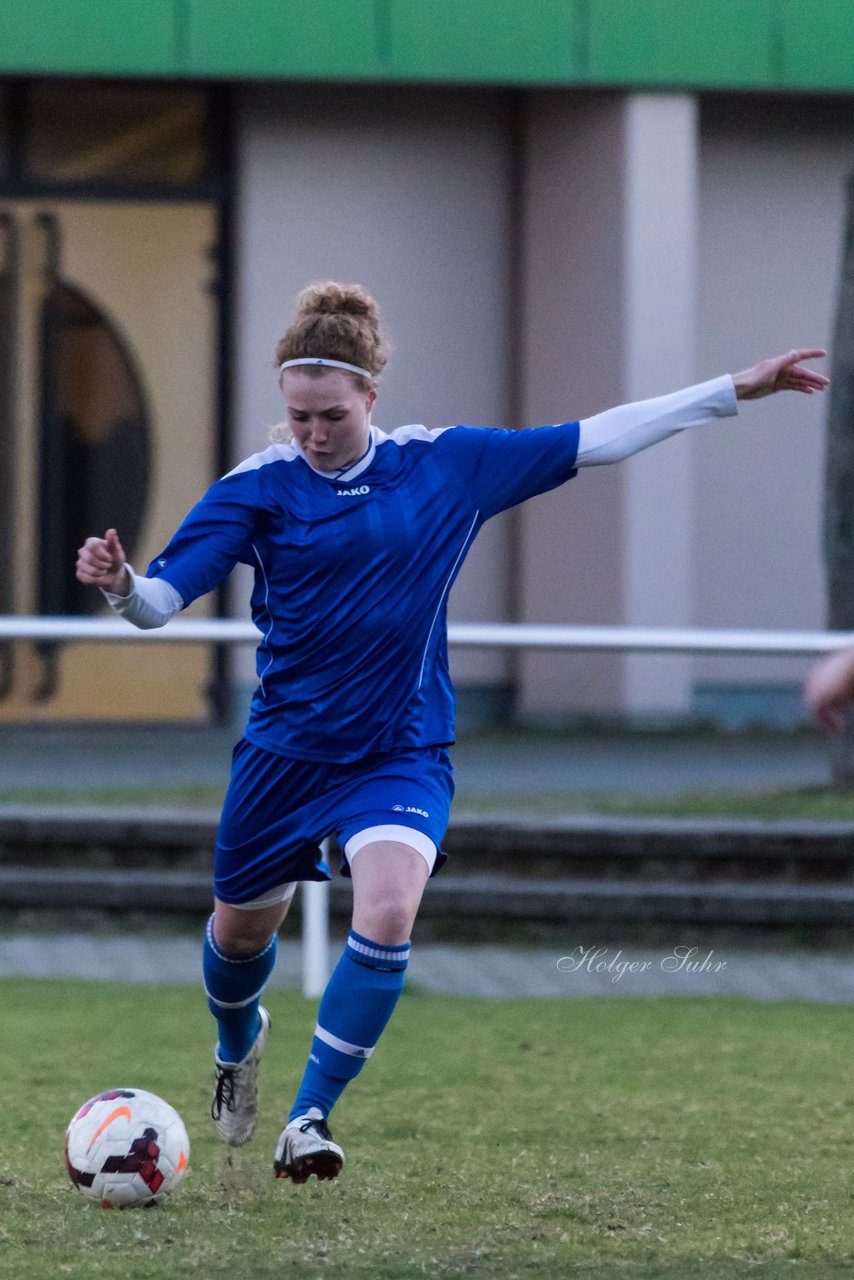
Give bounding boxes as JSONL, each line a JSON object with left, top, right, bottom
{"left": 354, "top": 899, "right": 414, "bottom": 945}
{"left": 213, "top": 891, "right": 293, "bottom": 955}
{"left": 213, "top": 918, "right": 276, "bottom": 955}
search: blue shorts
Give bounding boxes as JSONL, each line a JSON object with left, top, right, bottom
{"left": 213, "top": 738, "right": 455, "bottom": 905}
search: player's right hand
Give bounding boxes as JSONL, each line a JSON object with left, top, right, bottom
{"left": 75, "top": 528, "right": 130, "bottom": 595}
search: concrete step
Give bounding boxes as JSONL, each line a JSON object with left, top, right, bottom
{"left": 2, "top": 805, "right": 854, "bottom": 879}
{"left": 4, "top": 805, "right": 854, "bottom": 927}
{"left": 3, "top": 865, "right": 854, "bottom": 926}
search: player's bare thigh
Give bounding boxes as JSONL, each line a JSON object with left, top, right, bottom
{"left": 349, "top": 841, "right": 431, "bottom": 944}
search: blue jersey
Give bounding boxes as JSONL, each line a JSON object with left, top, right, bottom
{"left": 147, "top": 421, "right": 580, "bottom": 762}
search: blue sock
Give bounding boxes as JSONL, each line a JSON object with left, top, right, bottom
{"left": 203, "top": 915, "right": 277, "bottom": 1064}
{"left": 289, "top": 929, "right": 409, "bottom": 1122}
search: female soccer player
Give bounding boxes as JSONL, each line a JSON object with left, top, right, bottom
{"left": 76, "top": 282, "right": 828, "bottom": 1184}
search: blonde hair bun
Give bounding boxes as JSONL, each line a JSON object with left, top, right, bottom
{"left": 275, "top": 281, "right": 389, "bottom": 384}
{"left": 296, "top": 282, "right": 378, "bottom": 322}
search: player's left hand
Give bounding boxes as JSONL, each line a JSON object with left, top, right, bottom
{"left": 731, "top": 349, "right": 829, "bottom": 401}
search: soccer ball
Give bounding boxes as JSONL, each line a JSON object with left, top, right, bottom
{"left": 65, "top": 1088, "right": 190, "bottom": 1208}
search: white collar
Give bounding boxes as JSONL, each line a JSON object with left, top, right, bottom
{"left": 296, "top": 425, "right": 380, "bottom": 482}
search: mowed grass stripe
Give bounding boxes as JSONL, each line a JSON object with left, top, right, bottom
{"left": 4, "top": 782, "right": 854, "bottom": 819}
{"left": 1, "top": 979, "right": 853, "bottom": 1278}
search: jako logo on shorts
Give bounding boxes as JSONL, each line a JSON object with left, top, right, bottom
{"left": 393, "top": 804, "right": 429, "bottom": 818}
{"left": 336, "top": 485, "right": 370, "bottom": 496}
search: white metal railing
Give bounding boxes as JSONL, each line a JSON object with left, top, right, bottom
{"left": 3, "top": 615, "right": 854, "bottom": 997}
{"left": 2, "top": 615, "right": 854, "bottom": 654}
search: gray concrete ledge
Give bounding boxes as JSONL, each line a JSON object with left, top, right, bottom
{"left": 3, "top": 932, "right": 854, "bottom": 1002}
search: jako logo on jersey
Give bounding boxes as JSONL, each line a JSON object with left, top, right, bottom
{"left": 336, "top": 485, "right": 370, "bottom": 496}
{"left": 392, "top": 804, "right": 429, "bottom": 818}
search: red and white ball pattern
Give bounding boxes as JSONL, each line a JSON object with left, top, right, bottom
{"left": 65, "top": 1088, "right": 189, "bottom": 1208}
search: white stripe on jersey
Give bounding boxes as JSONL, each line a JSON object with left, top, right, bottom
{"left": 251, "top": 542, "right": 275, "bottom": 696}
{"left": 223, "top": 424, "right": 454, "bottom": 486}
{"left": 225, "top": 440, "right": 299, "bottom": 477}
{"left": 379, "top": 423, "right": 452, "bottom": 448}
{"left": 417, "top": 508, "right": 480, "bottom": 690}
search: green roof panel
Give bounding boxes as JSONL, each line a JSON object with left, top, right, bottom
{"left": 0, "top": 0, "right": 853, "bottom": 94}
{"left": 387, "top": 0, "right": 582, "bottom": 84}
{"left": 781, "top": 0, "right": 854, "bottom": 91}
{"left": 587, "top": 0, "right": 776, "bottom": 89}
{"left": 185, "top": 0, "right": 380, "bottom": 79}
{"left": 0, "top": 0, "right": 178, "bottom": 76}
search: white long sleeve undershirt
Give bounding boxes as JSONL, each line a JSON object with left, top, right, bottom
{"left": 575, "top": 374, "right": 738, "bottom": 466}
{"left": 101, "top": 566, "right": 183, "bottom": 629}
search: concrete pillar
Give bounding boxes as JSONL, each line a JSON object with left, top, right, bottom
{"left": 622, "top": 94, "right": 698, "bottom": 713}
{"left": 518, "top": 91, "right": 699, "bottom": 720}
{"left": 518, "top": 93, "right": 627, "bottom": 720}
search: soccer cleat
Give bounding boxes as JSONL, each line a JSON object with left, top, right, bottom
{"left": 210, "top": 1006, "right": 271, "bottom": 1146}
{"left": 273, "top": 1107, "right": 345, "bottom": 1183}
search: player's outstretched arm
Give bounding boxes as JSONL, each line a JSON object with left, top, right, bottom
{"left": 75, "top": 528, "right": 130, "bottom": 595}
{"left": 731, "top": 348, "right": 829, "bottom": 400}
{"left": 805, "top": 647, "right": 854, "bottom": 735}
{"left": 575, "top": 348, "right": 829, "bottom": 468}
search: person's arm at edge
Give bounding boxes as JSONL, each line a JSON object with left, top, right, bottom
{"left": 805, "top": 647, "right": 854, "bottom": 735}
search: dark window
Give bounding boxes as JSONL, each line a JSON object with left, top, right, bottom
{"left": 27, "top": 83, "right": 209, "bottom": 187}
{"left": 0, "top": 80, "right": 226, "bottom": 199}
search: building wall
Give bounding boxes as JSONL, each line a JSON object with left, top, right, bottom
{"left": 694, "top": 95, "right": 854, "bottom": 720}
{"left": 519, "top": 90, "right": 850, "bottom": 725}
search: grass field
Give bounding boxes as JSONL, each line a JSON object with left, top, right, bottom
{"left": 2, "top": 979, "right": 854, "bottom": 1278}
{"left": 2, "top": 782, "right": 854, "bottom": 821}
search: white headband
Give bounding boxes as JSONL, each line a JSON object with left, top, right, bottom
{"left": 279, "top": 357, "right": 373, "bottom": 379}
